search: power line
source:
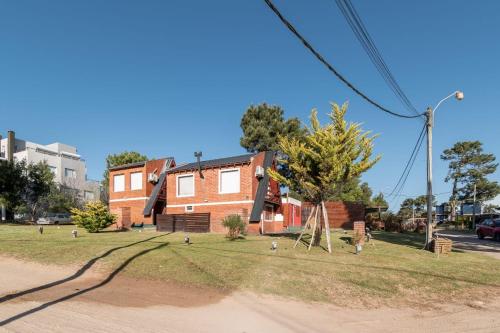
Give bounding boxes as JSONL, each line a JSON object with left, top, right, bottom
{"left": 387, "top": 123, "right": 426, "bottom": 199}
{"left": 388, "top": 126, "right": 426, "bottom": 207}
{"left": 263, "top": 0, "right": 424, "bottom": 120}
{"left": 334, "top": 0, "right": 421, "bottom": 119}
{"left": 391, "top": 134, "right": 426, "bottom": 203}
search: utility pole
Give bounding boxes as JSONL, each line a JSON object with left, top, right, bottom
{"left": 425, "top": 107, "right": 433, "bottom": 249}
{"left": 472, "top": 184, "right": 477, "bottom": 230}
{"left": 423, "top": 91, "right": 463, "bottom": 248}
{"left": 412, "top": 204, "right": 415, "bottom": 223}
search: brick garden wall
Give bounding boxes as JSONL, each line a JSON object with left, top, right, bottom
{"left": 302, "top": 201, "right": 365, "bottom": 229}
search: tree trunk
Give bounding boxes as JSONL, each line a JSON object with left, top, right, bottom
{"left": 312, "top": 204, "right": 322, "bottom": 246}
{"left": 308, "top": 206, "right": 319, "bottom": 251}
{"left": 322, "top": 201, "right": 332, "bottom": 253}
{"left": 450, "top": 179, "right": 457, "bottom": 223}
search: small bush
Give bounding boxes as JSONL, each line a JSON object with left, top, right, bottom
{"left": 222, "top": 214, "right": 246, "bottom": 240}
{"left": 71, "top": 201, "right": 116, "bottom": 233}
{"left": 383, "top": 213, "right": 402, "bottom": 232}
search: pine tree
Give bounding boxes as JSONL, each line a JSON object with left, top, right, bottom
{"left": 240, "top": 103, "right": 305, "bottom": 153}
{"left": 441, "top": 141, "right": 500, "bottom": 221}
{"left": 268, "top": 103, "right": 380, "bottom": 252}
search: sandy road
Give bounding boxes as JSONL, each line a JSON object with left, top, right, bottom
{"left": 0, "top": 256, "right": 500, "bottom": 333}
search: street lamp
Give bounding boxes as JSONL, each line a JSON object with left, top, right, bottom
{"left": 425, "top": 90, "right": 464, "bottom": 249}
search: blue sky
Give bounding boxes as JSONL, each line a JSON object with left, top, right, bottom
{"left": 1, "top": 0, "right": 499, "bottom": 209}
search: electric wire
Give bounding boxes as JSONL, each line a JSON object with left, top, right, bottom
{"left": 392, "top": 134, "right": 426, "bottom": 203}
{"left": 387, "top": 123, "right": 426, "bottom": 198}
{"left": 263, "top": 0, "right": 424, "bottom": 119}
{"left": 389, "top": 126, "right": 426, "bottom": 206}
{"left": 334, "top": 0, "right": 421, "bottom": 119}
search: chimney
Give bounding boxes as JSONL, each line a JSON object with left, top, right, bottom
{"left": 194, "top": 151, "right": 203, "bottom": 179}
{"left": 7, "top": 131, "right": 15, "bottom": 162}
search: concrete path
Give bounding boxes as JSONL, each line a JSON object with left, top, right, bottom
{"left": 436, "top": 230, "right": 500, "bottom": 259}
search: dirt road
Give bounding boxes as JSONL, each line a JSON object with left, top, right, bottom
{"left": 1, "top": 256, "right": 500, "bottom": 333}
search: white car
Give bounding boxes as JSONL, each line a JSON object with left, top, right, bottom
{"left": 36, "top": 213, "right": 72, "bottom": 225}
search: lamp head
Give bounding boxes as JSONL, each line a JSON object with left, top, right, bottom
{"left": 455, "top": 91, "right": 464, "bottom": 101}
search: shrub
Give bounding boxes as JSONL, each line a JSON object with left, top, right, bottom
{"left": 366, "top": 214, "right": 385, "bottom": 231}
{"left": 71, "top": 201, "right": 116, "bottom": 233}
{"left": 222, "top": 214, "right": 246, "bottom": 239}
{"left": 382, "top": 213, "right": 402, "bottom": 232}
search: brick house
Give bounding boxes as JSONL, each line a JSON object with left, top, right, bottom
{"left": 108, "top": 157, "right": 175, "bottom": 228}
{"left": 163, "top": 151, "right": 282, "bottom": 234}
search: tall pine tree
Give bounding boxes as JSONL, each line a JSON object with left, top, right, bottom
{"left": 441, "top": 141, "right": 500, "bottom": 221}
{"left": 268, "top": 103, "right": 379, "bottom": 251}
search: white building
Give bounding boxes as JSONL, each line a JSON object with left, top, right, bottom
{"left": 0, "top": 131, "right": 100, "bottom": 202}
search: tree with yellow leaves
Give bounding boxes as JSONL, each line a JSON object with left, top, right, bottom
{"left": 268, "top": 103, "right": 380, "bottom": 253}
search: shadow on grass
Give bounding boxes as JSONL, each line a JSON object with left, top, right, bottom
{"left": 0, "top": 233, "right": 170, "bottom": 304}
{"left": 0, "top": 241, "right": 169, "bottom": 327}
{"left": 264, "top": 232, "right": 331, "bottom": 252}
{"left": 176, "top": 242, "right": 500, "bottom": 288}
{"left": 372, "top": 231, "right": 425, "bottom": 249}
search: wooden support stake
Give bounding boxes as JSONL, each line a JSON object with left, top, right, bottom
{"left": 294, "top": 206, "right": 315, "bottom": 249}
{"left": 322, "top": 201, "right": 332, "bottom": 254}
{"left": 308, "top": 205, "right": 319, "bottom": 251}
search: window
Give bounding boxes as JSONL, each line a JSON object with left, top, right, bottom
{"left": 113, "top": 174, "right": 125, "bottom": 192}
{"left": 185, "top": 205, "right": 194, "bottom": 213}
{"left": 49, "top": 166, "right": 57, "bottom": 175}
{"left": 483, "top": 219, "right": 493, "bottom": 226}
{"left": 84, "top": 191, "right": 95, "bottom": 201}
{"left": 219, "top": 169, "right": 240, "bottom": 194}
{"left": 177, "top": 174, "right": 194, "bottom": 197}
{"left": 264, "top": 204, "right": 274, "bottom": 221}
{"left": 65, "top": 168, "right": 76, "bottom": 178}
{"left": 130, "top": 172, "right": 143, "bottom": 190}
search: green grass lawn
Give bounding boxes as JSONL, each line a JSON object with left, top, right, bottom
{"left": 1, "top": 224, "right": 499, "bottom": 306}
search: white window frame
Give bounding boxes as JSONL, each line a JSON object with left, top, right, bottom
{"left": 113, "top": 174, "right": 125, "bottom": 193}
{"left": 185, "top": 205, "right": 194, "bottom": 213}
{"left": 218, "top": 168, "right": 240, "bottom": 194}
{"left": 84, "top": 191, "right": 95, "bottom": 201}
{"left": 49, "top": 166, "right": 57, "bottom": 175}
{"left": 65, "top": 168, "right": 76, "bottom": 179}
{"left": 130, "top": 172, "right": 143, "bottom": 191}
{"left": 176, "top": 174, "right": 195, "bottom": 197}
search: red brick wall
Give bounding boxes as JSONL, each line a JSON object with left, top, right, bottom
{"left": 166, "top": 203, "right": 254, "bottom": 233}
{"left": 166, "top": 160, "right": 254, "bottom": 233}
{"left": 110, "top": 199, "right": 153, "bottom": 228}
{"left": 353, "top": 221, "right": 366, "bottom": 245}
{"left": 302, "top": 201, "right": 365, "bottom": 229}
{"left": 109, "top": 165, "right": 147, "bottom": 201}
{"left": 165, "top": 152, "right": 281, "bottom": 233}
{"left": 108, "top": 159, "right": 166, "bottom": 228}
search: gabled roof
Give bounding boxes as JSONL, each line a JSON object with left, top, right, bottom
{"left": 109, "top": 161, "right": 146, "bottom": 171}
{"left": 108, "top": 157, "right": 174, "bottom": 172}
{"left": 168, "top": 153, "right": 256, "bottom": 173}
{"left": 250, "top": 151, "right": 276, "bottom": 222}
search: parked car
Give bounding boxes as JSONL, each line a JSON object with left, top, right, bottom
{"left": 476, "top": 218, "right": 500, "bottom": 241}
{"left": 36, "top": 213, "right": 72, "bottom": 225}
